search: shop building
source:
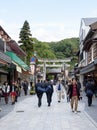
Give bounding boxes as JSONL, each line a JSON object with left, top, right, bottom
{"left": 76, "top": 18, "right": 97, "bottom": 87}
{"left": 0, "top": 25, "right": 29, "bottom": 84}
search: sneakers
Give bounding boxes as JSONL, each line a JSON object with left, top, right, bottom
{"left": 38, "top": 103, "right": 41, "bottom": 107}
{"left": 48, "top": 103, "right": 50, "bottom": 107}
{"left": 12, "top": 102, "right": 15, "bottom": 105}
{"left": 71, "top": 108, "right": 74, "bottom": 112}
{"left": 71, "top": 109, "right": 77, "bottom": 113}
{"left": 74, "top": 111, "right": 77, "bottom": 114}
{"left": 72, "top": 109, "right": 74, "bottom": 112}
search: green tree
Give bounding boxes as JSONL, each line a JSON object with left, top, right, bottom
{"left": 48, "top": 38, "right": 79, "bottom": 69}
{"left": 34, "top": 41, "right": 56, "bottom": 59}
{"left": 49, "top": 38, "right": 79, "bottom": 59}
{"left": 18, "top": 20, "right": 33, "bottom": 65}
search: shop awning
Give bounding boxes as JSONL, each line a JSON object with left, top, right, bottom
{"left": 5, "top": 51, "right": 29, "bottom": 70}
{"left": 80, "top": 62, "right": 95, "bottom": 74}
{"left": 0, "top": 51, "right": 11, "bottom": 64}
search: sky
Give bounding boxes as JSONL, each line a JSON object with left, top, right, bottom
{"left": 0, "top": 0, "right": 97, "bottom": 42}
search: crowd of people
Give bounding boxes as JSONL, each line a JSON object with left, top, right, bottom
{"left": 0, "top": 79, "right": 29, "bottom": 110}
{"left": 0, "top": 77, "right": 97, "bottom": 113}
{"left": 35, "top": 78, "right": 81, "bottom": 114}
{"left": 35, "top": 78, "right": 95, "bottom": 113}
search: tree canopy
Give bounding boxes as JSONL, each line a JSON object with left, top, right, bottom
{"left": 48, "top": 38, "right": 79, "bottom": 69}
{"left": 33, "top": 40, "right": 56, "bottom": 59}
{"left": 18, "top": 20, "right": 33, "bottom": 65}
{"left": 49, "top": 38, "right": 79, "bottom": 59}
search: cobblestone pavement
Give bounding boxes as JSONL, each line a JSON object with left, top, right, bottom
{"left": 82, "top": 92, "right": 97, "bottom": 123}
{"left": 0, "top": 90, "right": 31, "bottom": 118}
{"left": 0, "top": 88, "right": 97, "bottom": 130}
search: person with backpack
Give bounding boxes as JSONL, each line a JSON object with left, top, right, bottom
{"left": 85, "top": 79, "right": 94, "bottom": 106}
{"left": 56, "top": 80, "right": 65, "bottom": 102}
{"left": 45, "top": 79, "right": 54, "bottom": 106}
{"left": 35, "top": 79, "right": 45, "bottom": 107}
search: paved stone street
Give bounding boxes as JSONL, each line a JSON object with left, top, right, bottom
{"left": 0, "top": 88, "right": 97, "bottom": 130}
{"left": 0, "top": 90, "right": 31, "bottom": 118}
{"left": 82, "top": 93, "right": 97, "bottom": 123}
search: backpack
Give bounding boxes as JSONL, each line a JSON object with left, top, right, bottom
{"left": 37, "top": 86, "right": 46, "bottom": 92}
{"left": 45, "top": 84, "right": 52, "bottom": 92}
{"left": 58, "top": 84, "right": 61, "bottom": 90}
{"left": 86, "top": 89, "right": 93, "bottom": 96}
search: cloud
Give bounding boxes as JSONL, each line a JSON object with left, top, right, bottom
{"left": 0, "top": 20, "right": 79, "bottom": 42}
{"left": 32, "top": 23, "right": 79, "bottom": 42}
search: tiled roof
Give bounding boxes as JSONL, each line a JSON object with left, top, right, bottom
{"left": 7, "top": 40, "right": 27, "bottom": 57}
{"left": 82, "top": 18, "right": 97, "bottom": 26}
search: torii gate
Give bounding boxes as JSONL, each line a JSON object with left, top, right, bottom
{"left": 37, "top": 58, "right": 71, "bottom": 80}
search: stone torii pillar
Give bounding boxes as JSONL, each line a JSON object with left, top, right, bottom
{"left": 43, "top": 61, "right": 46, "bottom": 81}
